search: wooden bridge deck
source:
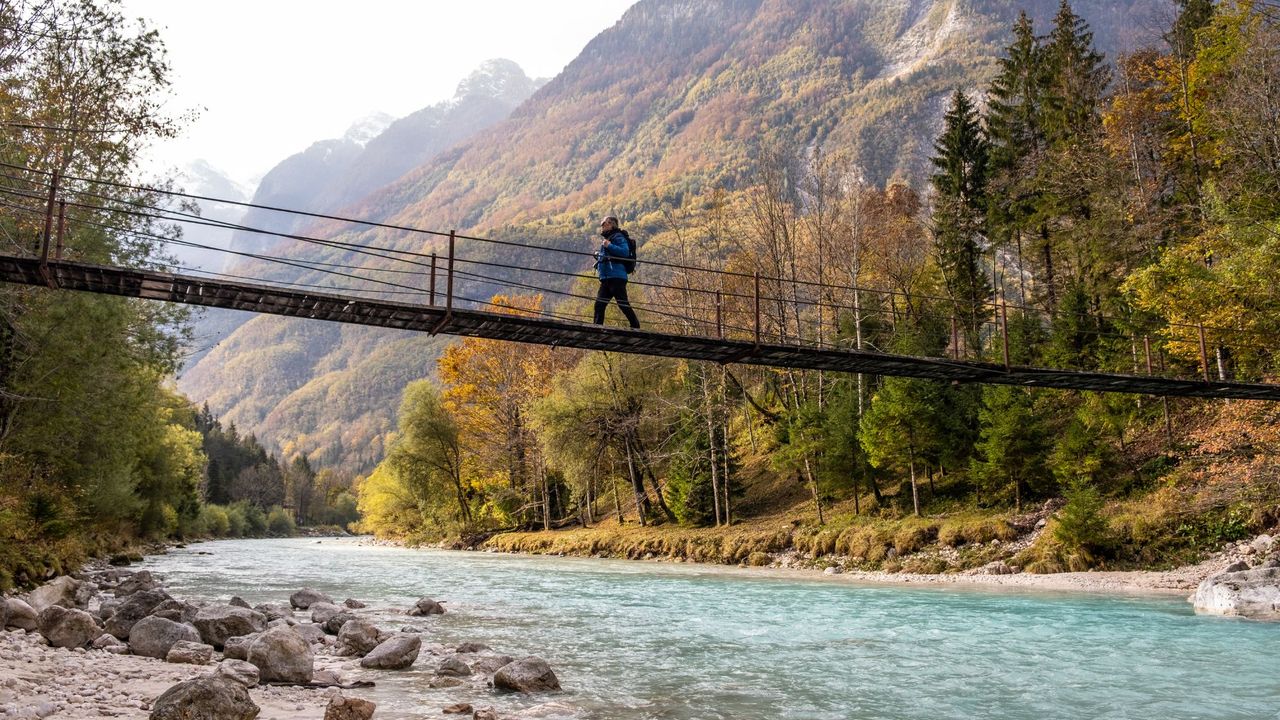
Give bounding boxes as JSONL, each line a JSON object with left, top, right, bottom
{"left": 3, "top": 254, "right": 1277, "bottom": 400}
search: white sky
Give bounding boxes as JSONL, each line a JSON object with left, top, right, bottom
{"left": 121, "top": 0, "right": 636, "bottom": 188}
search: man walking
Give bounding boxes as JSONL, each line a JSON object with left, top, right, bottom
{"left": 593, "top": 216, "right": 640, "bottom": 329}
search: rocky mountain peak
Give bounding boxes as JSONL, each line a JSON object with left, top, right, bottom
{"left": 343, "top": 112, "right": 395, "bottom": 147}
{"left": 453, "top": 58, "right": 539, "bottom": 106}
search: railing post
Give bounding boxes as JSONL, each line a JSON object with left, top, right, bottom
{"left": 753, "top": 271, "right": 761, "bottom": 348}
{"left": 1145, "top": 335, "right": 1174, "bottom": 444}
{"left": 951, "top": 314, "right": 959, "bottom": 360}
{"left": 55, "top": 200, "right": 66, "bottom": 260}
{"left": 715, "top": 290, "right": 723, "bottom": 339}
{"left": 1000, "top": 297, "right": 1010, "bottom": 370}
{"left": 1198, "top": 322, "right": 1211, "bottom": 382}
{"left": 429, "top": 252, "right": 437, "bottom": 305}
{"left": 446, "top": 230, "right": 455, "bottom": 313}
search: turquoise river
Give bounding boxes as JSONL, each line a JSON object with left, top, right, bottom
{"left": 142, "top": 538, "right": 1280, "bottom": 720}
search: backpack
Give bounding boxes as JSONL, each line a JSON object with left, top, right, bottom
{"left": 618, "top": 229, "right": 637, "bottom": 274}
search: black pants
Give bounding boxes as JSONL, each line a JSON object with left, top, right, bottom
{"left": 594, "top": 278, "right": 640, "bottom": 328}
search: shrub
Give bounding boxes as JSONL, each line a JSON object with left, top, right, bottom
{"left": 1054, "top": 479, "right": 1109, "bottom": 559}
{"left": 266, "top": 506, "right": 296, "bottom": 537}
{"left": 200, "top": 505, "right": 231, "bottom": 537}
{"left": 225, "top": 504, "right": 247, "bottom": 537}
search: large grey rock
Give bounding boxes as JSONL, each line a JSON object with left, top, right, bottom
{"left": 294, "top": 623, "right": 326, "bottom": 644}
{"left": 166, "top": 639, "right": 214, "bottom": 665}
{"left": 1192, "top": 565, "right": 1280, "bottom": 620}
{"left": 216, "top": 659, "right": 260, "bottom": 688}
{"left": 493, "top": 656, "right": 561, "bottom": 692}
{"left": 323, "top": 611, "right": 357, "bottom": 635}
{"left": 252, "top": 603, "right": 291, "bottom": 621}
{"left": 92, "top": 633, "right": 129, "bottom": 654}
{"left": 289, "top": 587, "right": 333, "bottom": 610}
{"left": 26, "top": 576, "right": 85, "bottom": 612}
{"left": 229, "top": 596, "right": 252, "bottom": 609}
{"left": 337, "top": 618, "right": 381, "bottom": 656}
{"left": 456, "top": 641, "right": 491, "bottom": 654}
{"left": 436, "top": 655, "right": 472, "bottom": 677}
{"left": 193, "top": 605, "right": 267, "bottom": 649}
{"left": 323, "top": 692, "right": 376, "bottom": 720}
{"left": 222, "top": 633, "right": 259, "bottom": 661}
{"left": 5, "top": 597, "right": 37, "bottom": 631}
{"left": 360, "top": 634, "right": 421, "bottom": 670}
{"left": 150, "top": 598, "right": 199, "bottom": 624}
{"left": 342, "top": 598, "right": 366, "bottom": 609}
{"left": 309, "top": 602, "right": 343, "bottom": 625}
{"left": 129, "top": 616, "right": 201, "bottom": 659}
{"left": 104, "top": 588, "right": 172, "bottom": 639}
{"left": 37, "top": 606, "right": 101, "bottom": 649}
{"left": 246, "top": 625, "right": 314, "bottom": 684}
{"left": 149, "top": 675, "right": 259, "bottom": 720}
{"left": 116, "top": 570, "right": 159, "bottom": 597}
{"left": 469, "top": 654, "right": 517, "bottom": 675}
{"left": 407, "top": 596, "right": 445, "bottom": 616}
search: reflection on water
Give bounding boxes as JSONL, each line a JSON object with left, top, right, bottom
{"left": 143, "top": 538, "right": 1280, "bottom": 720}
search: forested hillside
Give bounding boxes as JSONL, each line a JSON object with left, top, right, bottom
{"left": 181, "top": 0, "right": 1171, "bottom": 476}
{"left": 358, "top": 0, "right": 1280, "bottom": 573}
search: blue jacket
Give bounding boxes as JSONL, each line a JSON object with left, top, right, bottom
{"left": 595, "top": 229, "right": 631, "bottom": 280}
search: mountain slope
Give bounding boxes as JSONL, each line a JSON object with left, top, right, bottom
{"left": 180, "top": 0, "right": 1171, "bottom": 475}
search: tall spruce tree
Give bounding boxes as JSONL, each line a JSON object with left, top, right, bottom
{"left": 931, "top": 89, "right": 992, "bottom": 354}
{"left": 1042, "top": 0, "right": 1111, "bottom": 146}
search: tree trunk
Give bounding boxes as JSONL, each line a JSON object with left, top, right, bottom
{"left": 908, "top": 455, "right": 920, "bottom": 517}
{"left": 624, "top": 437, "right": 649, "bottom": 526}
{"left": 803, "top": 456, "right": 824, "bottom": 525}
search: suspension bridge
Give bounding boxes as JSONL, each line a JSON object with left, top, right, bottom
{"left": 2, "top": 163, "right": 1279, "bottom": 401}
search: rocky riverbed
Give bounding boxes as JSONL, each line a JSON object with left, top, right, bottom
{"left": 0, "top": 563, "right": 571, "bottom": 719}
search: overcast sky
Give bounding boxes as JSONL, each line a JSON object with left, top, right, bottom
{"left": 121, "top": 0, "right": 636, "bottom": 188}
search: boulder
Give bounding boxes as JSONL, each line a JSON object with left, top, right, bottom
{"left": 149, "top": 676, "right": 259, "bottom": 720}
{"left": 104, "top": 588, "right": 172, "bottom": 639}
{"left": 129, "top": 616, "right": 201, "bottom": 659}
{"left": 166, "top": 639, "right": 214, "bottom": 665}
{"left": 442, "top": 703, "right": 472, "bottom": 715}
{"left": 337, "top": 618, "right": 381, "bottom": 656}
{"left": 5, "top": 597, "right": 38, "bottom": 631}
{"left": 150, "top": 598, "right": 199, "bottom": 624}
{"left": 116, "top": 570, "right": 159, "bottom": 597}
{"left": 229, "top": 596, "right": 252, "bottom": 609}
{"left": 223, "top": 633, "right": 259, "bottom": 661}
{"left": 360, "top": 634, "right": 421, "bottom": 670}
{"left": 436, "top": 655, "right": 472, "bottom": 677}
{"left": 289, "top": 587, "right": 333, "bottom": 610}
{"left": 323, "top": 692, "right": 376, "bottom": 720}
{"left": 343, "top": 598, "right": 367, "bottom": 609}
{"left": 456, "top": 642, "right": 491, "bottom": 654}
{"left": 1252, "top": 535, "right": 1274, "bottom": 554}
{"left": 323, "top": 611, "right": 358, "bottom": 635}
{"left": 1192, "top": 565, "right": 1280, "bottom": 620}
{"left": 26, "top": 576, "right": 85, "bottom": 612}
{"left": 407, "top": 597, "right": 445, "bottom": 616}
{"left": 215, "top": 659, "right": 260, "bottom": 688}
{"left": 252, "top": 603, "right": 291, "bottom": 621}
{"left": 469, "top": 654, "right": 517, "bottom": 675}
{"left": 473, "top": 707, "right": 500, "bottom": 720}
{"left": 310, "top": 601, "right": 344, "bottom": 625}
{"left": 246, "top": 625, "right": 314, "bottom": 684}
{"left": 428, "top": 676, "right": 465, "bottom": 689}
{"left": 293, "top": 623, "right": 326, "bottom": 645}
{"left": 493, "top": 656, "right": 561, "bottom": 692}
{"left": 37, "top": 606, "right": 101, "bottom": 649}
{"left": 193, "top": 606, "right": 267, "bottom": 649}
{"left": 92, "top": 633, "right": 129, "bottom": 654}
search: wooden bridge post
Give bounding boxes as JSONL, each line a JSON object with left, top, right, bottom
{"left": 446, "top": 230, "right": 455, "bottom": 313}
{"left": 54, "top": 200, "right": 65, "bottom": 260}
{"left": 951, "top": 314, "right": 959, "bottom": 360}
{"left": 753, "top": 271, "right": 761, "bottom": 348}
{"left": 429, "top": 252, "right": 437, "bottom": 305}
{"left": 1145, "top": 335, "right": 1174, "bottom": 443}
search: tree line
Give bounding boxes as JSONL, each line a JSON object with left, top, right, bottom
{"left": 357, "top": 0, "right": 1280, "bottom": 567}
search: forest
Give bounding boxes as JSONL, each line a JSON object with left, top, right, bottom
{"left": 357, "top": 0, "right": 1280, "bottom": 572}
{"left": 0, "top": 0, "right": 356, "bottom": 588}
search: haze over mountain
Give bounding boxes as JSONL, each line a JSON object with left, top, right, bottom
{"left": 166, "top": 160, "right": 248, "bottom": 272}
{"left": 179, "top": 0, "right": 1172, "bottom": 475}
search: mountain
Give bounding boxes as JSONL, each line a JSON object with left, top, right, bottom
{"left": 179, "top": 0, "right": 1171, "bottom": 475}
{"left": 168, "top": 160, "right": 248, "bottom": 272}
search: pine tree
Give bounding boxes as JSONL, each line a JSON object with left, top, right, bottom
{"left": 987, "top": 12, "right": 1046, "bottom": 174}
{"left": 931, "top": 89, "right": 992, "bottom": 354}
{"left": 1042, "top": 0, "right": 1111, "bottom": 146}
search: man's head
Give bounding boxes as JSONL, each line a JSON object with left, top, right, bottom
{"left": 599, "top": 216, "right": 619, "bottom": 235}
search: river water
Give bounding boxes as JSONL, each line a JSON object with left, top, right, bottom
{"left": 142, "top": 538, "right": 1280, "bottom": 720}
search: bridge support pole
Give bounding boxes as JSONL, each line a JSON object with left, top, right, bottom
{"left": 429, "top": 252, "right": 437, "bottom": 305}
{"left": 753, "top": 272, "right": 761, "bottom": 349}
{"left": 715, "top": 290, "right": 723, "bottom": 339}
{"left": 1198, "top": 322, "right": 1211, "bottom": 382}
{"left": 38, "top": 170, "right": 60, "bottom": 289}
{"left": 1000, "top": 297, "right": 1010, "bottom": 370}
{"left": 55, "top": 200, "right": 65, "bottom": 260}
{"left": 429, "top": 231, "right": 455, "bottom": 335}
